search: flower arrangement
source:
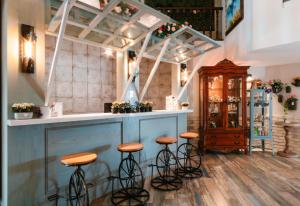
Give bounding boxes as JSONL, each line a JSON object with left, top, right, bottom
{"left": 284, "top": 95, "right": 298, "bottom": 111}
{"left": 12, "top": 103, "right": 34, "bottom": 113}
{"left": 100, "top": 0, "right": 137, "bottom": 17}
{"left": 111, "top": 101, "right": 121, "bottom": 114}
{"left": 12, "top": 103, "right": 35, "bottom": 120}
{"left": 144, "top": 101, "right": 153, "bottom": 112}
{"left": 269, "top": 79, "right": 283, "bottom": 94}
{"left": 293, "top": 77, "right": 300, "bottom": 87}
{"left": 155, "top": 22, "right": 192, "bottom": 39}
{"left": 228, "top": 96, "right": 241, "bottom": 103}
{"left": 209, "top": 95, "right": 223, "bottom": 103}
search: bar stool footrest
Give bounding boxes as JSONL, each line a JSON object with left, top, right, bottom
{"left": 176, "top": 167, "right": 203, "bottom": 178}
{"left": 151, "top": 176, "right": 182, "bottom": 191}
{"left": 111, "top": 188, "right": 149, "bottom": 206}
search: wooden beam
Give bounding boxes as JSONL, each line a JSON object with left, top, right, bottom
{"left": 139, "top": 38, "right": 171, "bottom": 101}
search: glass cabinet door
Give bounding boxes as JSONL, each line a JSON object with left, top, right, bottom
{"left": 208, "top": 75, "right": 224, "bottom": 129}
{"left": 226, "top": 77, "right": 243, "bottom": 128}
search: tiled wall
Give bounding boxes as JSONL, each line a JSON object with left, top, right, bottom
{"left": 139, "top": 58, "right": 172, "bottom": 110}
{"left": 45, "top": 35, "right": 116, "bottom": 113}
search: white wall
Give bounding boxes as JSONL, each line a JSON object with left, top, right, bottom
{"left": 252, "top": 0, "right": 300, "bottom": 50}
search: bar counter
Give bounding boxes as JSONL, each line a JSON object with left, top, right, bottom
{"left": 6, "top": 110, "right": 192, "bottom": 205}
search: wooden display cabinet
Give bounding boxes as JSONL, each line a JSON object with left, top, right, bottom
{"left": 198, "top": 59, "right": 249, "bottom": 153}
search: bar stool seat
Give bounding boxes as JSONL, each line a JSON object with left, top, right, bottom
{"left": 180, "top": 132, "right": 199, "bottom": 139}
{"left": 156, "top": 137, "right": 177, "bottom": 144}
{"left": 117, "top": 143, "right": 144, "bottom": 152}
{"left": 61, "top": 152, "right": 97, "bottom": 167}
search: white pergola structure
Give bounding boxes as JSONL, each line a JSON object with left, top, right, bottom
{"left": 45, "top": 0, "right": 220, "bottom": 107}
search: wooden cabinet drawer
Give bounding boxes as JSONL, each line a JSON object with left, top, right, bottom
{"left": 205, "top": 134, "right": 243, "bottom": 146}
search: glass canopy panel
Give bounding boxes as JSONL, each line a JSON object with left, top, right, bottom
{"left": 138, "top": 13, "right": 161, "bottom": 28}
{"left": 50, "top": 0, "right": 62, "bottom": 17}
{"left": 85, "top": 31, "right": 109, "bottom": 43}
{"left": 68, "top": 6, "right": 97, "bottom": 25}
{"left": 63, "top": 24, "right": 84, "bottom": 37}
{"left": 77, "top": 0, "right": 101, "bottom": 11}
{"left": 95, "top": 17, "right": 123, "bottom": 33}
{"left": 112, "top": 1, "right": 138, "bottom": 19}
{"left": 121, "top": 26, "right": 144, "bottom": 40}
{"left": 177, "top": 32, "right": 193, "bottom": 42}
{"left": 111, "top": 37, "right": 130, "bottom": 48}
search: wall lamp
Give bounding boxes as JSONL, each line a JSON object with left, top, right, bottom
{"left": 20, "top": 24, "right": 37, "bottom": 73}
{"left": 180, "top": 63, "right": 188, "bottom": 87}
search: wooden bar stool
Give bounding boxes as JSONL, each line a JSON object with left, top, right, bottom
{"left": 61, "top": 152, "right": 97, "bottom": 206}
{"left": 177, "top": 132, "right": 202, "bottom": 178}
{"left": 150, "top": 137, "right": 182, "bottom": 191}
{"left": 110, "top": 143, "right": 149, "bottom": 206}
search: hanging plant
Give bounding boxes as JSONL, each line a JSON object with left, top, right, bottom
{"left": 278, "top": 94, "right": 283, "bottom": 103}
{"left": 154, "top": 22, "right": 192, "bottom": 39}
{"left": 269, "top": 79, "right": 283, "bottom": 94}
{"left": 292, "top": 77, "right": 300, "bottom": 87}
{"left": 284, "top": 95, "right": 298, "bottom": 111}
{"left": 285, "top": 84, "right": 292, "bottom": 93}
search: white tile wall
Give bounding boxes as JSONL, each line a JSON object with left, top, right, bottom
{"left": 45, "top": 35, "right": 116, "bottom": 114}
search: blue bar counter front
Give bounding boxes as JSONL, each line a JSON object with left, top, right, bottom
{"left": 7, "top": 111, "right": 189, "bottom": 205}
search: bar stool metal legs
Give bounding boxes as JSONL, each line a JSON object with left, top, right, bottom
{"left": 150, "top": 137, "right": 182, "bottom": 191}
{"left": 111, "top": 143, "right": 149, "bottom": 206}
{"left": 177, "top": 133, "right": 203, "bottom": 178}
{"left": 69, "top": 166, "right": 89, "bottom": 206}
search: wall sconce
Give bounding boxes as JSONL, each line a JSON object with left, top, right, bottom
{"left": 180, "top": 63, "right": 188, "bottom": 87}
{"left": 20, "top": 24, "right": 37, "bottom": 73}
{"left": 128, "top": 50, "right": 137, "bottom": 81}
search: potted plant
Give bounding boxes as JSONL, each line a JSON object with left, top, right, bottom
{"left": 119, "top": 102, "right": 126, "bottom": 113}
{"left": 269, "top": 79, "right": 283, "bottom": 94}
{"left": 278, "top": 94, "right": 284, "bottom": 103}
{"left": 181, "top": 102, "right": 189, "bottom": 110}
{"left": 284, "top": 95, "right": 298, "bottom": 110}
{"left": 138, "top": 102, "right": 146, "bottom": 112}
{"left": 285, "top": 84, "right": 292, "bottom": 93}
{"left": 145, "top": 101, "right": 153, "bottom": 112}
{"left": 111, "top": 101, "right": 120, "bottom": 114}
{"left": 12, "top": 103, "right": 34, "bottom": 120}
{"left": 293, "top": 77, "right": 300, "bottom": 87}
{"left": 124, "top": 102, "right": 132, "bottom": 113}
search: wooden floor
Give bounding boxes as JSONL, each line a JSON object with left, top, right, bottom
{"left": 93, "top": 152, "right": 300, "bottom": 206}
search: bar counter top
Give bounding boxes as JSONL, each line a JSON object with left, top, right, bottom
{"left": 7, "top": 109, "right": 193, "bottom": 127}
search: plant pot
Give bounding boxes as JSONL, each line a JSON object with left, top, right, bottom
{"left": 181, "top": 106, "right": 189, "bottom": 110}
{"left": 286, "top": 86, "right": 292, "bottom": 93}
{"left": 112, "top": 108, "right": 119, "bottom": 114}
{"left": 125, "top": 108, "right": 131, "bottom": 113}
{"left": 293, "top": 80, "right": 300, "bottom": 87}
{"left": 119, "top": 108, "right": 125, "bottom": 113}
{"left": 272, "top": 86, "right": 282, "bottom": 94}
{"left": 14, "top": 112, "right": 33, "bottom": 120}
{"left": 287, "top": 101, "right": 297, "bottom": 110}
{"left": 40, "top": 106, "right": 51, "bottom": 119}
{"left": 140, "top": 108, "right": 145, "bottom": 112}
{"left": 278, "top": 95, "right": 283, "bottom": 103}
{"left": 149, "top": 107, "right": 152, "bottom": 112}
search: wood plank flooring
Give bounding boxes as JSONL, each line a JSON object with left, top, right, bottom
{"left": 93, "top": 152, "right": 300, "bottom": 206}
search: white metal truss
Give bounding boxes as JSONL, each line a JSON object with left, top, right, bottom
{"left": 120, "top": 31, "right": 152, "bottom": 100}
{"left": 45, "top": 0, "right": 74, "bottom": 106}
{"left": 139, "top": 38, "right": 171, "bottom": 101}
{"left": 47, "top": 0, "right": 174, "bottom": 51}
{"left": 176, "top": 53, "right": 207, "bottom": 102}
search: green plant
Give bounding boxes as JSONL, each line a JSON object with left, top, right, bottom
{"left": 269, "top": 79, "right": 283, "bottom": 93}
{"left": 111, "top": 101, "right": 120, "bottom": 113}
{"left": 144, "top": 101, "right": 153, "bottom": 112}
{"left": 284, "top": 94, "right": 298, "bottom": 111}
{"left": 12, "top": 103, "right": 34, "bottom": 113}
{"left": 285, "top": 84, "right": 292, "bottom": 93}
{"left": 293, "top": 77, "right": 300, "bottom": 86}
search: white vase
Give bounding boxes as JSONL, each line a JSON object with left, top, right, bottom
{"left": 14, "top": 112, "right": 33, "bottom": 120}
{"left": 181, "top": 106, "right": 189, "bottom": 110}
{"left": 40, "top": 106, "right": 51, "bottom": 119}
